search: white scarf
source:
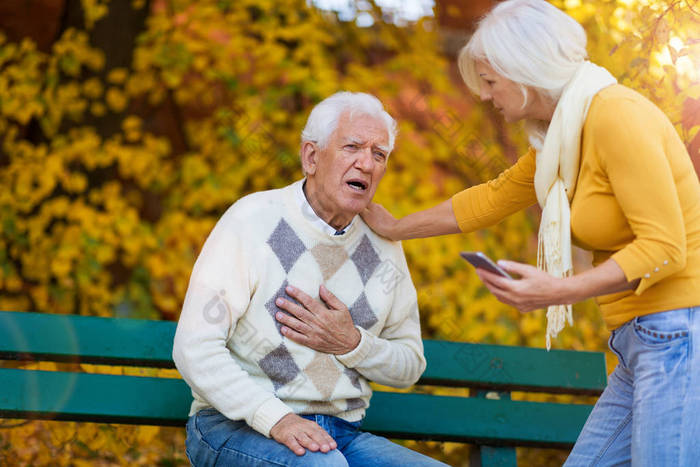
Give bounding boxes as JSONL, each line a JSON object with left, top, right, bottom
{"left": 534, "top": 61, "right": 617, "bottom": 350}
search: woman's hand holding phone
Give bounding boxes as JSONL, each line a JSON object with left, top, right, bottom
{"left": 460, "top": 251, "right": 571, "bottom": 313}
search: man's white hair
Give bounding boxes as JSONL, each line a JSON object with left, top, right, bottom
{"left": 457, "top": 0, "right": 587, "bottom": 148}
{"left": 301, "top": 91, "right": 397, "bottom": 152}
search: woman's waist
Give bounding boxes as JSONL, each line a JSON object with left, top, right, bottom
{"left": 598, "top": 272, "right": 700, "bottom": 330}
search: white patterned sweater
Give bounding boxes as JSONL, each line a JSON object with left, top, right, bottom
{"left": 172, "top": 179, "right": 426, "bottom": 438}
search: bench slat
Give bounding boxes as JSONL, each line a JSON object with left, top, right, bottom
{"left": 0, "top": 368, "right": 192, "bottom": 426}
{"left": 0, "top": 311, "right": 175, "bottom": 367}
{"left": 363, "top": 392, "right": 592, "bottom": 448}
{"left": 0, "top": 368, "right": 191, "bottom": 425}
{"left": 422, "top": 340, "right": 606, "bottom": 395}
{"left": 0, "top": 368, "right": 592, "bottom": 447}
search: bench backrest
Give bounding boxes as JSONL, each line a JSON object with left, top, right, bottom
{"left": 0, "top": 311, "right": 606, "bottom": 448}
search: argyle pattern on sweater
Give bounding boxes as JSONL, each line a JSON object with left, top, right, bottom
{"left": 256, "top": 219, "right": 384, "bottom": 409}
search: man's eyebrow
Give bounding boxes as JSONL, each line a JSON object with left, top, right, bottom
{"left": 343, "top": 137, "right": 389, "bottom": 153}
{"left": 374, "top": 144, "right": 390, "bottom": 153}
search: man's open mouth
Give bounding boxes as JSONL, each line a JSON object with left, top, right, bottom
{"left": 346, "top": 179, "right": 368, "bottom": 191}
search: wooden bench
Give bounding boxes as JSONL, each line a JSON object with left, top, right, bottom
{"left": 0, "top": 310, "right": 606, "bottom": 466}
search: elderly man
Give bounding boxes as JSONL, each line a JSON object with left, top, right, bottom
{"left": 173, "top": 92, "right": 447, "bottom": 466}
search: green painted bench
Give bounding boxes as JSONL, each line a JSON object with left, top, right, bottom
{"left": 0, "top": 310, "right": 606, "bottom": 466}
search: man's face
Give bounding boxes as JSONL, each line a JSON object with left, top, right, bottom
{"left": 304, "top": 112, "right": 390, "bottom": 218}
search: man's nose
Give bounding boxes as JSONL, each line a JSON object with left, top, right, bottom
{"left": 354, "top": 148, "right": 374, "bottom": 171}
{"left": 480, "top": 92, "right": 492, "bottom": 102}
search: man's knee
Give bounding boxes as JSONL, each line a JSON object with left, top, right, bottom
{"left": 345, "top": 432, "right": 449, "bottom": 466}
{"left": 287, "top": 449, "right": 348, "bottom": 467}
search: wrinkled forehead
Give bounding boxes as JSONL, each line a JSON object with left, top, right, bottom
{"left": 335, "top": 112, "right": 390, "bottom": 149}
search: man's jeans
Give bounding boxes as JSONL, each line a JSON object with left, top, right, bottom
{"left": 185, "top": 408, "right": 450, "bottom": 466}
{"left": 565, "top": 307, "right": 700, "bottom": 466}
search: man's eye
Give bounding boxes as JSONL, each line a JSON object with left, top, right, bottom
{"left": 345, "top": 144, "right": 359, "bottom": 150}
{"left": 374, "top": 151, "right": 386, "bottom": 160}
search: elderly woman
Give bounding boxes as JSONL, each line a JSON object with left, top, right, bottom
{"left": 361, "top": 0, "right": 700, "bottom": 465}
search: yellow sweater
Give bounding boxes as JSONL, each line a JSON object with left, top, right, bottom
{"left": 452, "top": 85, "right": 700, "bottom": 329}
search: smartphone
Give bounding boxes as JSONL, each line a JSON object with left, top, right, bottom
{"left": 460, "top": 251, "right": 513, "bottom": 279}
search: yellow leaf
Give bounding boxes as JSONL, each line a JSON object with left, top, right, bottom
{"left": 137, "top": 425, "right": 160, "bottom": 444}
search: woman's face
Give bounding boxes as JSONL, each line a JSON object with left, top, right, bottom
{"left": 475, "top": 61, "right": 548, "bottom": 122}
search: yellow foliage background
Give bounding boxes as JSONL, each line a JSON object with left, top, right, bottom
{"left": 1, "top": 0, "right": 699, "bottom": 465}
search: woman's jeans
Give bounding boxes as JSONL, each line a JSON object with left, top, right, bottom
{"left": 565, "top": 307, "right": 700, "bottom": 466}
{"left": 185, "top": 408, "right": 449, "bottom": 466}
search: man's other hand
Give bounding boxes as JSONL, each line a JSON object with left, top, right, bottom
{"left": 269, "top": 413, "right": 337, "bottom": 456}
{"left": 275, "top": 284, "right": 361, "bottom": 354}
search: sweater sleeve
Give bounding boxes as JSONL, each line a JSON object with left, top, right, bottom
{"left": 451, "top": 148, "right": 539, "bottom": 233}
{"left": 592, "top": 97, "right": 687, "bottom": 295}
{"left": 172, "top": 209, "right": 292, "bottom": 437}
{"left": 335, "top": 243, "right": 426, "bottom": 388}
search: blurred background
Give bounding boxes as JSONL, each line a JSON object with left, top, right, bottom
{"left": 0, "top": 0, "right": 698, "bottom": 464}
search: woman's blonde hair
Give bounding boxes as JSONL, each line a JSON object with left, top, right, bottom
{"left": 458, "top": 0, "right": 588, "bottom": 148}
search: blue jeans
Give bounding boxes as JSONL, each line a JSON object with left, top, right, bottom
{"left": 185, "top": 408, "right": 449, "bottom": 466}
{"left": 565, "top": 307, "right": 700, "bottom": 466}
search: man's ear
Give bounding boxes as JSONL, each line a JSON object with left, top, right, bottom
{"left": 300, "top": 141, "right": 319, "bottom": 175}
